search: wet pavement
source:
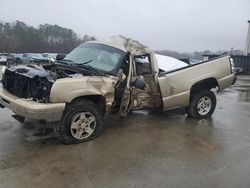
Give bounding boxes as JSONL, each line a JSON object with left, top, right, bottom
{"left": 0, "top": 77, "right": 250, "bottom": 188}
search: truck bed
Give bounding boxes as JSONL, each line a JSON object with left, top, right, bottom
{"left": 158, "top": 55, "right": 235, "bottom": 109}
{"left": 159, "top": 55, "right": 229, "bottom": 76}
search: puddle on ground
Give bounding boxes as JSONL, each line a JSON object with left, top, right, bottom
{"left": 238, "top": 89, "right": 250, "bottom": 102}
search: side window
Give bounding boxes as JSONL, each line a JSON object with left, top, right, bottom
{"left": 134, "top": 54, "right": 152, "bottom": 75}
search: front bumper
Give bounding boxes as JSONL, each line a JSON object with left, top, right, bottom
{"left": 0, "top": 84, "right": 65, "bottom": 122}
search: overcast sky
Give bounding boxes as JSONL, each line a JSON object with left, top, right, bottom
{"left": 0, "top": 0, "right": 250, "bottom": 52}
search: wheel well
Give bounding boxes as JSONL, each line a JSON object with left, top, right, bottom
{"left": 70, "top": 95, "right": 106, "bottom": 115}
{"left": 190, "top": 78, "right": 218, "bottom": 96}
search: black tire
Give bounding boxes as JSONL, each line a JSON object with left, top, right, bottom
{"left": 185, "top": 90, "right": 216, "bottom": 118}
{"left": 54, "top": 100, "right": 103, "bottom": 144}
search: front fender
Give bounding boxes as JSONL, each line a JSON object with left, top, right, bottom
{"left": 49, "top": 76, "right": 118, "bottom": 103}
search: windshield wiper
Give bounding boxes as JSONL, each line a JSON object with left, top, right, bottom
{"left": 82, "top": 59, "right": 93, "bottom": 64}
{"left": 57, "top": 59, "right": 92, "bottom": 65}
{"left": 56, "top": 59, "right": 105, "bottom": 76}
{"left": 73, "top": 63, "right": 105, "bottom": 76}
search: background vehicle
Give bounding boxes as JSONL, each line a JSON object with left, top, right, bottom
{"left": 7, "top": 53, "right": 24, "bottom": 64}
{"left": 42, "top": 53, "right": 58, "bottom": 62}
{"left": 22, "top": 53, "right": 49, "bottom": 63}
{"left": 0, "top": 36, "right": 235, "bottom": 144}
{"left": 8, "top": 53, "right": 23, "bottom": 60}
{"left": 0, "top": 53, "right": 8, "bottom": 65}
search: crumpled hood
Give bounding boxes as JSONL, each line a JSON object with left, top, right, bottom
{"left": 7, "top": 65, "right": 51, "bottom": 78}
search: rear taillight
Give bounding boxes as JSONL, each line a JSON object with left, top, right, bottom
{"left": 229, "top": 57, "right": 235, "bottom": 73}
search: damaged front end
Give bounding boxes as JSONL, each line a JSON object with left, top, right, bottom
{"left": 0, "top": 63, "right": 66, "bottom": 122}
{"left": 1, "top": 62, "right": 111, "bottom": 104}
{"left": 2, "top": 65, "right": 54, "bottom": 103}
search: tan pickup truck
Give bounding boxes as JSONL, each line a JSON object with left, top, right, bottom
{"left": 0, "top": 36, "right": 236, "bottom": 144}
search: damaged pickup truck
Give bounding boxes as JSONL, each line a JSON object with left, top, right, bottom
{"left": 0, "top": 36, "right": 236, "bottom": 144}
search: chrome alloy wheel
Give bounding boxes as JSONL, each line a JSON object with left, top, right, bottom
{"left": 197, "top": 96, "right": 212, "bottom": 116}
{"left": 70, "top": 112, "right": 96, "bottom": 140}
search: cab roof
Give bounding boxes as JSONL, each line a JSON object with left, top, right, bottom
{"left": 87, "top": 35, "right": 152, "bottom": 55}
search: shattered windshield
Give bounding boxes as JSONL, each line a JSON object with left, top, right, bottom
{"left": 64, "top": 43, "right": 126, "bottom": 74}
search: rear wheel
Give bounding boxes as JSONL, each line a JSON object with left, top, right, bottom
{"left": 185, "top": 90, "right": 216, "bottom": 118}
{"left": 55, "top": 100, "right": 102, "bottom": 144}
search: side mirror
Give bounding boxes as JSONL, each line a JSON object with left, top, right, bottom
{"left": 56, "top": 54, "right": 66, "bottom": 61}
{"left": 132, "top": 78, "right": 146, "bottom": 90}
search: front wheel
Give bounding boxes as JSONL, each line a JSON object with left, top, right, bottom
{"left": 185, "top": 90, "right": 216, "bottom": 118}
{"left": 55, "top": 100, "right": 103, "bottom": 144}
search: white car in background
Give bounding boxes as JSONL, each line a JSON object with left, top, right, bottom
{"left": 0, "top": 55, "right": 7, "bottom": 63}
{"left": 0, "top": 54, "right": 8, "bottom": 74}
{"left": 42, "top": 53, "right": 58, "bottom": 62}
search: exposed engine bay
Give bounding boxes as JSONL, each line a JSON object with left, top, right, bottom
{"left": 2, "top": 63, "right": 99, "bottom": 103}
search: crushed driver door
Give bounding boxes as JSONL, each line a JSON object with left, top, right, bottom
{"left": 129, "top": 54, "right": 162, "bottom": 110}
{"left": 119, "top": 55, "right": 133, "bottom": 117}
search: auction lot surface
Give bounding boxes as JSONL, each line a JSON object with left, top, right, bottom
{"left": 0, "top": 78, "right": 250, "bottom": 188}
